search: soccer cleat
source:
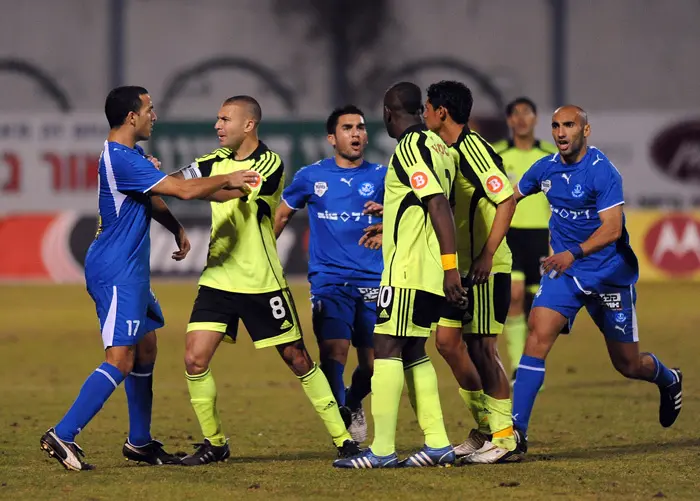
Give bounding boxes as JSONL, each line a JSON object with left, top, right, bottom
{"left": 122, "top": 439, "right": 181, "bottom": 465}
{"left": 513, "top": 428, "right": 528, "bottom": 454}
{"left": 399, "top": 445, "right": 455, "bottom": 468}
{"left": 333, "top": 448, "right": 399, "bottom": 469}
{"left": 180, "top": 439, "right": 230, "bottom": 466}
{"left": 40, "top": 428, "right": 94, "bottom": 471}
{"left": 347, "top": 406, "right": 368, "bottom": 443}
{"left": 336, "top": 439, "right": 362, "bottom": 458}
{"left": 659, "top": 368, "right": 682, "bottom": 428}
{"left": 460, "top": 440, "right": 522, "bottom": 464}
{"left": 453, "top": 429, "right": 489, "bottom": 458}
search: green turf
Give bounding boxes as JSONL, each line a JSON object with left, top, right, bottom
{"left": 0, "top": 282, "right": 697, "bottom": 500}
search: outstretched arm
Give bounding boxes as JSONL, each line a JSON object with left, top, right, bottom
{"left": 151, "top": 195, "right": 190, "bottom": 261}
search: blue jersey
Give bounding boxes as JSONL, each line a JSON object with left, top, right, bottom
{"left": 518, "top": 147, "right": 638, "bottom": 286}
{"left": 282, "top": 158, "right": 386, "bottom": 291}
{"left": 84, "top": 141, "right": 166, "bottom": 286}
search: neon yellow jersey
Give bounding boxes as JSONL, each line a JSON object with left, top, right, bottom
{"left": 452, "top": 129, "right": 514, "bottom": 274}
{"left": 381, "top": 124, "right": 456, "bottom": 297}
{"left": 180, "top": 142, "right": 287, "bottom": 293}
{"left": 493, "top": 139, "right": 558, "bottom": 229}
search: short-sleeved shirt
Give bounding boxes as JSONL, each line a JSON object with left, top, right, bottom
{"left": 85, "top": 141, "right": 166, "bottom": 286}
{"left": 282, "top": 157, "right": 386, "bottom": 292}
{"left": 179, "top": 142, "right": 287, "bottom": 294}
{"left": 493, "top": 139, "right": 558, "bottom": 230}
{"left": 381, "top": 124, "right": 456, "bottom": 297}
{"left": 451, "top": 128, "right": 514, "bottom": 274}
{"left": 518, "top": 146, "right": 639, "bottom": 285}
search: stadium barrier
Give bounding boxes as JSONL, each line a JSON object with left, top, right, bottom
{"left": 1, "top": 210, "right": 699, "bottom": 283}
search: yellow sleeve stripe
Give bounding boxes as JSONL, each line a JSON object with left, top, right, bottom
{"left": 462, "top": 136, "right": 498, "bottom": 175}
{"left": 256, "top": 152, "right": 281, "bottom": 179}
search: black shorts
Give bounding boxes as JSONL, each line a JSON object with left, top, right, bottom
{"left": 187, "top": 286, "right": 302, "bottom": 349}
{"left": 507, "top": 228, "right": 550, "bottom": 288}
{"left": 438, "top": 273, "right": 511, "bottom": 334}
{"left": 373, "top": 286, "right": 443, "bottom": 338}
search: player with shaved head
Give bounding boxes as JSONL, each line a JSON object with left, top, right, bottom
{"left": 510, "top": 105, "right": 683, "bottom": 454}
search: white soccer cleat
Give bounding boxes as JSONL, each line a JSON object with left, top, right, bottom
{"left": 453, "top": 429, "right": 489, "bottom": 458}
{"left": 347, "top": 407, "right": 367, "bottom": 443}
{"left": 460, "top": 441, "right": 521, "bottom": 464}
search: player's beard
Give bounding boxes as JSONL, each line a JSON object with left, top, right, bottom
{"left": 338, "top": 149, "right": 363, "bottom": 163}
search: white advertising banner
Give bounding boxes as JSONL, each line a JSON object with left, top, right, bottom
{"left": 1, "top": 112, "right": 700, "bottom": 212}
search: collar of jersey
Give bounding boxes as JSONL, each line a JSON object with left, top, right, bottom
{"left": 229, "top": 140, "right": 268, "bottom": 162}
{"left": 398, "top": 123, "right": 427, "bottom": 141}
{"left": 505, "top": 138, "right": 542, "bottom": 150}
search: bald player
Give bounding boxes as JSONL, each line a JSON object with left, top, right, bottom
{"left": 172, "top": 96, "right": 360, "bottom": 465}
{"left": 510, "top": 105, "right": 683, "bottom": 453}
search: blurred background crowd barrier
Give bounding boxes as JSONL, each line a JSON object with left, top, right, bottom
{"left": 1, "top": 0, "right": 699, "bottom": 282}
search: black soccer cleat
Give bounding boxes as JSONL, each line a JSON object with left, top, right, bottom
{"left": 180, "top": 439, "right": 231, "bottom": 466}
{"left": 513, "top": 428, "right": 528, "bottom": 454}
{"left": 659, "top": 368, "right": 682, "bottom": 428}
{"left": 122, "top": 439, "right": 181, "bottom": 465}
{"left": 336, "top": 439, "right": 362, "bottom": 458}
{"left": 40, "top": 428, "right": 94, "bottom": 471}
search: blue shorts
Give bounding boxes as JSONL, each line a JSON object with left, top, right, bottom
{"left": 311, "top": 284, "right": 378, "bottom": 348}
{"left": 532, "top": 273, "right": 638, "bottom": 343}
{"left": 87, "top": 283, "right": 165, "bottom": 349}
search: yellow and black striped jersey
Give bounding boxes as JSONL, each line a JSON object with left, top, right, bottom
{"left": 492, "top": 139, "right": 557, "bottom": 229}
{"left": 180, "top": 142, "right": 287, "bottom": 293}
{"left": 451, "top": 129, "right": 514, "bottom": 274}
{"left": 381, "top": 124, "right": 456, "bottom": 297}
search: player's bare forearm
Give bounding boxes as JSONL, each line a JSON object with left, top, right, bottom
{"left": 579, "top": 205, "right": 623, "bottom": 256}
{"left": 426, "top": 194, "right": 457, "bottom": 255}
{"left": 151, "top": 195, "right": 184, "bottom": 236}
{"left": 205, "top": 189, "right": 248, "bottom": 203}
{"left": 274, "top": 202, "right": 297, "bottom": 238}
{"left": 513, "top": 185, "right": 527, "bottom": 203}
{"left": 483, "top": 195, "right": 515, "bottom": 256}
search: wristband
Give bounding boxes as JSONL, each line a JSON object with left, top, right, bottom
{"left": 568, "top": 245, "right": 584, "bottom": 260}
{"left": 441, "top": 254, "right": 457, "bottom": 271}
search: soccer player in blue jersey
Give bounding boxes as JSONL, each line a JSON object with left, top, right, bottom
{"left": 511, "top": 105, "right": 683, "bottom": 453}
{"left": 274, "top": 105, "right": 386, "bottom": 443}
{"left": 39, "top": 86, "right": 258, "bottom": 471}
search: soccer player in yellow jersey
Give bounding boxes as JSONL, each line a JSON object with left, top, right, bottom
{"left": 491, "top": 98, "right": 558, "bottom": 381}
{"left": 334, "top": 82, "right": 466, "bottom": 469}
{"left": 170, "top": 96, "right": 359, "bottom": 465}
{"left": 424, "top": 81, "right": 520, "bottom": 464}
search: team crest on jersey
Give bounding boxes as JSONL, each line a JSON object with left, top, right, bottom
{"left": 358, "top": 182, "right": 375, "bottom": 197}
{"left": 615, "top": 312, "right": 627, "bottom": 323}
{"left": 314, "top": 181, "right": 328, "bottom": 197}
{"left": 572, "top": 184, "right": 584, "bottom": 198}
{"left": 541, "top": 179, "right": 552, "bottom": 193}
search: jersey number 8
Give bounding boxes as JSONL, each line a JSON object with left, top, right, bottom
{"left": 270, "top": 296, "right": 286, "bottom": 320}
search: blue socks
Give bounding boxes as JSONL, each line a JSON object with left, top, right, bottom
{"left": 512, "top": 355, "right": 546, "bottom": 434}
{"left": 125, "top": 362, "right": 154, "bottom": 446}
{"left": 645, "top": 352, "right": 676, "bottom": 387}
{"left": 55, "top": 362, "right": 125, "bottom": 442}
{"left": 320, "top": 358, "right": 346, "bottom": 406}
{"left": 346, "top": 366, "right": 372, "bottom": 411}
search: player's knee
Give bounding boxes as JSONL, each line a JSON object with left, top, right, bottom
{"left": 184, "top": 350, "right": 210, "bottom": 375}
{"left": 611, "top": 357, "right": 641, "bottom": 379}
{"left": 105, "top": 346, "right": 135, "bottom": 377}
{"left": 279, "top": 341, "right": 313, "bottom": 376}
{"left": 319, "top": 340, "right": 349, "bottom": 364}
{"left": 435, "top": 329, "right": 462, "bottom": 359}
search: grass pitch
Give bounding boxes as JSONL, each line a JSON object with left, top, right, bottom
{"left": 0, "top": 282, "right": 698, "bottom": 500}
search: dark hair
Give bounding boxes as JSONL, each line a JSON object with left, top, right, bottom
{"left": 426, "top": 80, "right": 473, "bottom": 124}
{"left": 325, "top": 105, "right": 365, "bottom": 135}
{"left": 104, "top": 86, "right": 149, "bottom": 128}
{"left": 224, "top": 95, "right": 262, "bottom": 123}
{"left": 505, "top": 97, "right": 537, "bottom": 117}
{"left": 384, "top": 82, "right": 423, "bottom": 115}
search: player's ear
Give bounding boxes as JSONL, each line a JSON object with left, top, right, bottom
{"left": 327, "top": 134, "right": 336, "bottom": 148}
{"left": 583, "top": 123, "right": 591, "bottom": 138}
{"left": 244, "top": 118, "right": 256, "bottom": 134}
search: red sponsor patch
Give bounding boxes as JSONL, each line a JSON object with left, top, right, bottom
{"left": 410, "top": 171, "right": 429, "bottom": 190}
{"left": 248, "top": 173, "right": 262, "bottom": 188}
{"left": 644, "top": 214, "right": 700, "bottom": 275}
{"left": 486, "top": 175, "right": 504, "bottom": 193}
